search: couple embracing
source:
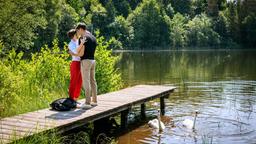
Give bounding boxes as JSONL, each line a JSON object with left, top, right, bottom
{"left": 67, "top": 23, "right": 97, "bottom": 109}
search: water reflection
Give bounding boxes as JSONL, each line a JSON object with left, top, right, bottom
{"left": 116, "top": 50, "right": 256, "bottom": 144}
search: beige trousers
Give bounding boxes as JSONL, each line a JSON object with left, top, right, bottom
{"left": 81, "top": 59, "right": 97, "bottom": 104}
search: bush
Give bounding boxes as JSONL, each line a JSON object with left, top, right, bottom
{"left": 0, "top": 39, "right": 70, "bottom": 117}
{"left": 0, "top": 34, "right": 123, "bottom": 117}
{"left": 95, "top": 30, "right": 123, "bottom": 93}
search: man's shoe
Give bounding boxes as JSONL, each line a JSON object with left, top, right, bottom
{"left": 77, "top": 103, "right": 92, "bottom": 109}
{"left": 91, "top": 102, "right": 98, "bottom": 106}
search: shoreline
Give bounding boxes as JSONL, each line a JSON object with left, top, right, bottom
{"left": 112, "top": 48, "right": 256, "bottom": 53}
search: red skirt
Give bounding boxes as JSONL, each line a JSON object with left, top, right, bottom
{"left": 69, "top": 61, "right": 82, "bottom": 100}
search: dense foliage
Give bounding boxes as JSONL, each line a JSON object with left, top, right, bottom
{"left": 1, "top": 0, "right": 255, "bottom": 50}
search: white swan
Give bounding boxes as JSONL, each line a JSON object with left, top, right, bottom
{"left": 182, "top": 111, "right": 199, "bottom": 129}
{"left": 148, "top": 109, "right": 165, "bottom": 131}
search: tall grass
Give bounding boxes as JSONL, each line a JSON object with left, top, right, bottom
{"left": 0, "top": 39, "right": 69, "bottom": 117}
{"left": 0, "top": 32, "right": 123, "bottom": 118}
{"left": 10, "top": 129, "right": 64, "bottom": 144}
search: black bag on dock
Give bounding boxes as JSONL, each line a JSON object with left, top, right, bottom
{"left": 50, "top": 98, "right": 77, "bottom": 111}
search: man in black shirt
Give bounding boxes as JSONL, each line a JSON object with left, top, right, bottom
{"left": 76, "top": 23, "right": 97, "bottom": 109}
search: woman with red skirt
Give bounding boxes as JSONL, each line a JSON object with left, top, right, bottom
{"left": 67, "top": 29, "right": 85, "bottom": 101}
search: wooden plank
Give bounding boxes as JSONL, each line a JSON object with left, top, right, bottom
{"left": 4, "top": 116, "right": 56, "bottom": 127}
{"left": 0, "top": 120, "right": 46, "bottom": 131}
{"left": 3, "top": 111, "right": 59, "bottom": 127}
{"left": 0, "top": 138, "right": 10, "bottom": 144}
{"left": 0, "top": 128, "right": 28, "bottom": 137}
{"left": 101, "top": 85, "right": 174, "bottom": 97}
{"left": 0, "top": 119, "right": 52, "bottom": 133}
{"left": 120, "top": 89, "right": 163, "bottom": 95}
{"left": 0, "top": 118, "right": 50, "bottom": 129}
{"left": 78, "top": 99, "right": 131, "bottom": 111}
{"left": 98, "top": 94, "right": 149, "bottom": 103}
{"left": 121, "top": 88, "right": 170, "bottom": 95}
{"left": 2, "top": 117, "right": 54, "bottom": 128}
{"left": 0, "top": 124, "right": 40, "bottom": 133}
{"left": 99, "top": 89, "right": 173, "bottom": 101}
{"left": 121, "top": 85, "right": 174, "bottom": 94}
{"left": 0, "top": 133, "right": 12, "bottom": 140}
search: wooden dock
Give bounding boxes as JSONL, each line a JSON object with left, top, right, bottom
{"left": 0, "top": 85, "right": 175, "bottom": 143}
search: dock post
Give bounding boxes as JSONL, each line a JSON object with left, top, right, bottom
{"left": 141, "top": 103, "right": 146, "bottom": 119}
{"left": 121, "top": 109, "right": 129, "bottom": 129}
{"left": 160, "top": 97, "right": 165, "bottom": 115}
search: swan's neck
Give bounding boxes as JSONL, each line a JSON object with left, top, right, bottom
{"left": 192, "top": 114, "right": 197, "bottom": 129}
{"left": 158, "top": 113, "right": 163, "bottom": 131}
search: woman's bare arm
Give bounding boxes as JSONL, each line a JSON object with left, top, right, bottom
{"left": 68, "top": 39, "right": 85, "bottom": 56}
{"left": 76, "top": 42, "right": 84, "bottom": 53}
{"left": 77, "top": 45, "right": 85, "bottom": 57}
{"left": 76, "top": 39, "right": 85, "bottom": 56}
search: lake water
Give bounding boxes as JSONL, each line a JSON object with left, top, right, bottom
{"left": 115, "top": 50, "right": 256, "bottom": 144}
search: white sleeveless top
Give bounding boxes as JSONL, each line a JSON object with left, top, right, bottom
{"left": 68, "top": 39, "right": 80, "bottom": 61}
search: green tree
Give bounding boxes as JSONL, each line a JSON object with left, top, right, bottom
{"left": 34, "top": 0, "right": 64, "bottom": 50}
{"left": 90, "top": 1, "right": 109, "bottom": 36}
{"left": 225, "top": 2, "right": 240, "bottom": 44}
{"left": 105, "top": 0, "right": 117, "bottom": 23}
{"left": 108, "top": 16, "right": 132, "bottom": 48}
{"left": 0, "top": 0, "right": 46, "bottom": 51}
{"left": 170, "top": 13, "right": 188, "bottom": 47}
{"left": 57, "top": 4, "right": 79, "bottom": 48}
{"left": 192, "top": 0, "right": 207, "bottom": 16}
{"left": 170, "top": 0, "right": 193, "bottom": 15}
{"left": 128, "top": 0, "right": 142, "bottom": 10}
{"left": 241, "top": 13, "right": 256, "bottom": 47}
{"left": 127, "top": 0, "right": 171, "bottom": 49}
{"left": 186, "top": 14, "right": 220, "bottom": 47}
{"left": 213, "top": 12, "right": 231, "bottom": 46}
{"left": 166, "top": 3, "right": 175, "bottom": 18}
{"left": 217, "top": 0, "right": 227, "bottom": 11}
{"left": 66, "top": 0, "right": 86, "bottom": 17}
{"left": 112, "top": 0, "right": 131, "bottom": 18}
{"left": 237, "top": 0, "right": 256, "bottom": 47}
{"left": 159, "top": 0, "right": 172, "bottom": 6}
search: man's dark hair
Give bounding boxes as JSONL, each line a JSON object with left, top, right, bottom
{"left": 76, "top": 22, "right": 87, "bottom": 30}
{"left": 67, "top": 29, "right": 76, "bottom": 39}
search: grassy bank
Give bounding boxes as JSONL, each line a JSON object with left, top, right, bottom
{"left": 0, "top": 32, "right": 123, "bottom": 118}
